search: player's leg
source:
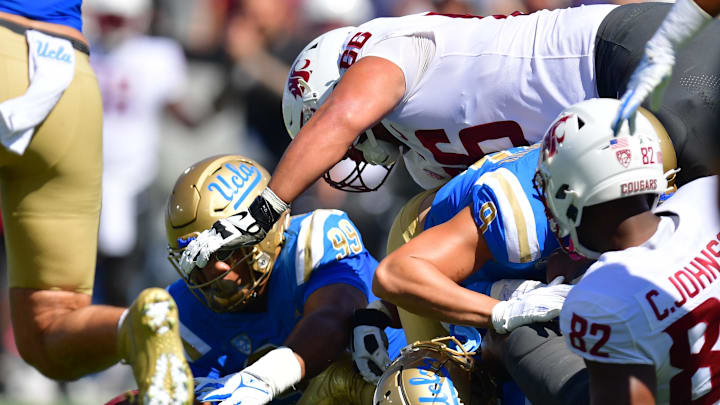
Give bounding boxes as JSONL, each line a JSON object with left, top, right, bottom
{"left": 0, "top": 28, "right": 192, "bottom": 403}
{"left": 0, "top": 34, "right": 115, "bottom": 377}
{"left": 483, "top": 322, "right": 589, "bottom": 405}
{"left": 385, "top": 188, "right": 447, "bottom": 342}
{"left": 595, "top": 2, "right": 720, "bottom": 186}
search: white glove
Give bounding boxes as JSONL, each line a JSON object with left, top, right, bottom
{"left": 200, "top": 370, "right": 273, "bottom": 405}
{"left": 491, "top": 276, "right": 572, "bottom": 334}
{"left": 612, "top": 0, "right": 712, "bottom": 134}
{"left": 195, "top": 375, "right": 232, "bottom": 398}
{"left": 489, "top": 279, "right": 544, "bottom": 301}
{"left": 612, "top": 44, "right": 675, "bottom": 134}
{"left": 351, "top": 301, "right": 392, "bottom": 384}
{"left": 178, "top": 189, "right": 289, "bottom": 273}
{"left": 179, "top": 228, "right": 224, "bottom": 274}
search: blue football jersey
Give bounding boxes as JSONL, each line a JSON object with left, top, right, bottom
{"left": 169, "top": 209, "right": 406, "bottom": 378}
{"left": 425, "top": 145, "right": 559, "bottom": 296}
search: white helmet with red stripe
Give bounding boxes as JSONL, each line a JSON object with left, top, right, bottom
{"left": 281, "top": 27, "right": 402, "bottom": 192}
{"left": 534, "top": 98, "right": 674, "bottom": 259}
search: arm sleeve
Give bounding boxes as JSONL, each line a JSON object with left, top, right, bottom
{"left": 559, "top": 284, "right": 653, "bottom": 365}
{"left": 363, "top": 34, "right": 435, "bottom": 101}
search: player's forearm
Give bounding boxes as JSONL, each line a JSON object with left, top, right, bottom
{"left": 268, "top": 108, "right": 359, "bottom": 203}
{"left": 284, "top": 307, "right": 355, "bottom": 379}
{"left": 373, "top": 256, "right": 500, "bottom": 328}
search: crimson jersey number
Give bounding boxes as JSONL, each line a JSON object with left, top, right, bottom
{"left": 340, "top": 17, "right": 530, "bottom": 175}
{"left": 568, "top": 313, "right": 612, "bottom": 357}
{"left": 416, "top": 122, "right": 528, "bottom": 176}
{"left": 665, "top": 297, "right": 720, "bottom": 404}
{"left": 339, "top": 32, "right": 372, "bottom": 69}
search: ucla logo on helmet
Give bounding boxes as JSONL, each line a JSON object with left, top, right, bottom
{"left": 206, "top": 163, "right": 262, "bottom": 210}
{"left": 288, "top": 59, "right": 312, "bottom": 99}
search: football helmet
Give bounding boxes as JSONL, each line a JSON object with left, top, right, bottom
{"left": 373, "top": 337, "right": 474, "bottom": 405}
{"left": 281, "top": 28, "right": 401, "bottom": 192}
{"left": 535, "top": 98, "right": 671, "bottom": 259}
{"left": 166, "top": 155, "right": 289, "bottom": 312}
{"left": 301, "top": 0, "right": 374, "bottom": 26}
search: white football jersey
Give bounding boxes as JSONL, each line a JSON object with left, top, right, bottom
{"left": 338, "top": 6, "right": 616, "bottom": 188}
{"left": 560, "top": 176, "right": 720, "bottom": 404}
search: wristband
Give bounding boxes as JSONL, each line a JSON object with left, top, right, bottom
{"left": 244, "top": 347, "right": 302, "bottom": 397}
{"left": 249, "top": 188, "right": 290, "bottom": 231}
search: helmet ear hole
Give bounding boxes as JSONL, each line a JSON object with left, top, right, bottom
{"left": 566, "top": 205, "right": 578, "bottom": 222}
{"left": 555, "top": 184, "right": 570, "bottom": 199}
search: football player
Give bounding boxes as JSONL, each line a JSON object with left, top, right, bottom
{"left": 179, "top": 2, "right": 720, "bottom": 277}
{"left": 365, "top": 143, "right": 575, "bottom": 405}
{"left": 360, "top": 103, "right": 679, "bottom": 405}
{"left": 0, "top": 2, "right": 192, "bottom": 404}
{"left": 538, "top": 98, "right": 720, "bottom": 404}
{"left": 613, "top": 0, "right": 720, "bottom": 132}
{"left": 164, "top": 155, "right": 405, "bottom": 405}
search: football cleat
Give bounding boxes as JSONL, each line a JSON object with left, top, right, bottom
{"left": 119, "top": 288, "right": 194, "bottom": 405}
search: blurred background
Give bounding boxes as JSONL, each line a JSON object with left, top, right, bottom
{"left": 0, "top": 0, "right": 656, "bottom": 403}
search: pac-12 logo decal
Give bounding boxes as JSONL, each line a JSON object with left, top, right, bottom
{"left": 288, "top": 59, "right": 312, "bottom": 99}
{"left": 616, "top": 149, "right": 632, "bottom": 168}
{"left": 231, "top": 334, "right": 252, "bottom": 356}
{"left": 542, "top": 115, "right": 571, "bottom": 159}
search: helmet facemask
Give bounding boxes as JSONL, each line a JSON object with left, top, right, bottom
{"left": 373, "top": 336, "right": 477, "bottom": 405}
{"left": 323, "top": 123, "right": 402, "bottom": 192}
{"left": 166, "top": 156, "right": 288, "bottom": 313}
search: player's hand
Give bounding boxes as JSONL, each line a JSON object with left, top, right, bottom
{"left": 490, "top": 276, "right": 572, "bottom": 334}
{"left": 199, "top": 370, "right": 273, "bottom": 405}
{"left": 195, "top": 376, "right": 232, "bottom": 398}
{"left": 179, "top": 189, "right": 289, "bottom": 272}
{"left": 612, "top": 43, "right": 675, "bottom": 135}
{"left": 489, "top": 279, "right": 544, "bottom": 301}
{"left": 351, "top": 302, "right": 392, "bottom": 384}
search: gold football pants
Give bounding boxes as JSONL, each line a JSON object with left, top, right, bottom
{"left": 385, "top": 188, "right": 448, "bottom": 343}
{"left": 0, "top": 26, "right": 102, "bottom": 294}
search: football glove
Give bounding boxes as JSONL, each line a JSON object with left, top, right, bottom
{"left": 612, "top": 44, "right": 675, "bottom": 135}
{"left": 195, "top": 375, "right": 231, "bottom": 398}
{"left": 490, "top": 276, "right": 572, "bottom": 334}
{"left": 613, "top": 0, "right": 712, "bottom": 134}
{"left": 489, "top": 279, "right": 544, "bottom": 301}
{"left": 179, "top": 188, "right": 289, "bottom": 272}
{"left": 199, "top": 370, "right": 273, "bottom": 405}
{"left": 351, "top": 301, "right": 392, "bottom": 384}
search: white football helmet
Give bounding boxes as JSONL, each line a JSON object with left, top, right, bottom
{"left": 281, "top": 27, "right": 401, "bottom": 192}
{"left": 535, "top": 98, "right": 673, "bottom": 259}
